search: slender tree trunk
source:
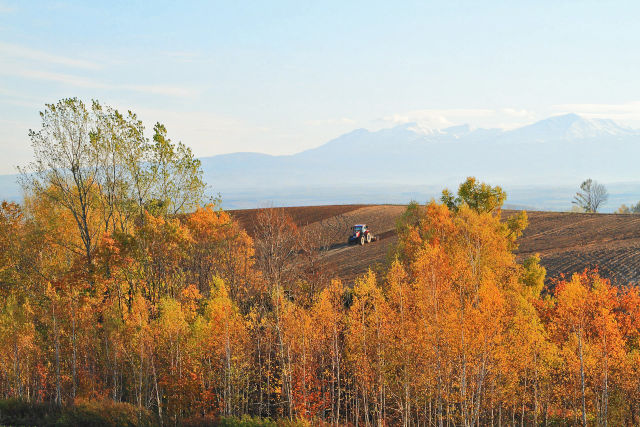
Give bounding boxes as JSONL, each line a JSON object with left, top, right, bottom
{"left": 225, "top": 316, "right": 232, "bottom": 416}
{"left": 520, "top": 375, "right": 526, "bottom": 427}
{"left": 139, "top": 335, "right": 144, "bottom": 409}
{"left": 71, "top": 297, "right": 77, "bottom": 401}
{"left": 257, "top": 335, "right": 263, "bottom": 417}
{"left": 113, "top": 342, "right": 118, "bottom": 402}
{"left": 491, "top": 401, "right": 494, "bottom": 427}
{"left": 302, "top": 336, "right": 307, "bottom": 418}
{"left": 274, "top": 286, "right": 292, "bottom": 419}
{"left": 13, "top": 340, "right": 21, "bottom": 398}
{"left": 53, "top": 302, "right": 62, "bottom": 406}
{"left": 152, "top": 355, "right": 163, "bottom": 425}
{"left": 603, "top": 333, "right": 608, "bottom": 427}
{"left": 336, "top": 329, "right": 342, "bottom": 426}
{"left": 544, "top": 400, "right": 549, "bottom": 426}
{"left": 266, "top": 344, "right": 271, "bottom": 417}
{"left": 287, "top": 345, "right": 294, "bottom": 417}
{"left": 578, "top": 330, "right": 587, "bottom": 427}
{"left": 460, "top": 303, "right": 469, "bottom": 427}
{"left": 534, "top": 353, "right": 539, "bottom": 427}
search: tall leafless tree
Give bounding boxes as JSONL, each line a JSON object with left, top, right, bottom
{"left": 253, "top": 207, "right": 301, "bottom": 289}
{"left": 573, "top": 179, "right": 608, "bottom": 213}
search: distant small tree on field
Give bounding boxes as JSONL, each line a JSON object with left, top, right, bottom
{"left": 441, "top": 176, "right": 506, "bottom": 213}
{"left": 616, "top": 201, "right": 640, "bottom": 214}
{"left": 572, "top": 179, "right": 608, "bottom": 213}
{"left": 617, "top": 204, "right": 631, "bottom": 214}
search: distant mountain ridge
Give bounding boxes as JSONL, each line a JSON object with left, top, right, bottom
{"left": 200, "top": 113, "right": 640, "bottom": 186}
{"left": 2, "top": 114, "right": 640, "bottom": 209}
{"left": 199, "top": 113, "right": 640, "bottom": 208}
{"left": 501, "top": 113, "right": 637, "bottom": 141}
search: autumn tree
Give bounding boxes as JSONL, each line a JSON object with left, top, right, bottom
{"left": 346, "top": 271, "right": 389, "bottom": 426}
{"left": 20, "top": 98, "right": 205, "bottom": 278}
{"left": 20, "top": 98, "right": 102, "bottom": 276}
{"left": 441, "top": 177, "right": 506, "bottom": 214}
{"left": 388, "top": 179, "right": 538, "bottom": 426}
{"left": 0, "top": 202, "right": 26, "bottom": 289}
{"left": 149, "top": 123, "right": 204, "bottom": 215}
{"left": 310, "top": 280, "right": 347, "bottom": 424}
{"left": 184, "top": 205, "right": 255, "bottom": 301}
{"left": 616, "top": 201, "right": 640, "bottom": 214}
{"left": 546, "top": 271, "right": 627, "bottom": 426}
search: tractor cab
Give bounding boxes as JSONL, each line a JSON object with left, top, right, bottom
{"left": 348, "top": 224, "right": 374, "bottom": 245}
{"left": 353, "top": 224, "right": 366, "bottom": 233}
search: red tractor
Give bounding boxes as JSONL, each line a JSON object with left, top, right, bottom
{"left": 348, "top": 224, "right": 376, "bottom": 245}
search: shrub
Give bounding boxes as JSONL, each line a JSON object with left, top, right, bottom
{"left": 0, "top": 398, "right": 155, "bottom": 427}
{"left": 0, "top": 398, "right": 61, "bottom": 426}
{"left": 182, "top": 415, "right": 312, "bottom": 427}
{"left": 55, "top": 399, "right": 155, "bottom": 427}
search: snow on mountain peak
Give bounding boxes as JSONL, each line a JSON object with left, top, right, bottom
{"left": 392, "top": 122, "right": 441, "bottom": 136}
{"left": 391, "top": 121, "right": 479, "bottom": 138}
{"left": 566, "top": 116, "right": 635, "bottom": 138}
{"left": 367, "top": 114, "right": 637, "bottom": 146}
{"left": 443, "top": 123, "right": 474, "bottom": 137}
{"left": 504, "top": 113, "right": 638, "bottom": 140}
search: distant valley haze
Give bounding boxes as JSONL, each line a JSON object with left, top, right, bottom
{"left": 3, "top": 113, "right": 640, "bottom": 211}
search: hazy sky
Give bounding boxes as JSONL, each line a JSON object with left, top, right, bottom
{"left": 1, "top": 0, "right": 640, "bottom": 174}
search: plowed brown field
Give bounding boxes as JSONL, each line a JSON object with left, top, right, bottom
{"left": 230, "top": 205, "right": 640, "bottom": 286}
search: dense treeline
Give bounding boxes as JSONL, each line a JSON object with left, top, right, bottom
{"left": 1, "top": 100, "right": 640, "bottom": 426}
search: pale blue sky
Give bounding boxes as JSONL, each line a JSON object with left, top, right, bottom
{"left": 1, "top": 0, "right": 640, "bottom": 174}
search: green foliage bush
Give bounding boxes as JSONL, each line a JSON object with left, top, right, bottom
{"left": 0, "top": 398, "right": 60, "bottom": 426}
{"left": 182, "top": 415, "right": 311, "bottom": 427}
{"left": 0, "top": 398, "right": 154, "bottom": 427}
{"left": 0, "top": 401, "right": 310, "bottom": 427}
{"left": 217, "top": 416, "right": 310, "bottom": 427}
{"left": 56, "top": 399, "right": 155, "bottom": 427}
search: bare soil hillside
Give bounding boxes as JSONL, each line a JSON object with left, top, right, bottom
{"left": 230, "top": 205, "right": 640, "bottom": 286}
{"left": 511, "top": 211, "right": 640, "bottom": 286}
{"left": 229, "top": 205, "right": 367, "bottom": 236}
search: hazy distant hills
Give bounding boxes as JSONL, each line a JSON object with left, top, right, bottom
{"left": 3, "top": 114, "right": 640, "bottom": 210}
{"left": 200, "top": 113, "right": 640, "bottom": 209}
{"left": 208, "top": 113, "right": 640, "bottom": 187}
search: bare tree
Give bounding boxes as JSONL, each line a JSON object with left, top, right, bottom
{"left": 573, "top": 179, "right": 608, "bottom": 213}
{"left": 572, "top": 178, "right": 609, "bottom": 212}
{"left": 253, "top": 207, "right": 301, "bottom": 288}
{"left": 295, "top": 214, "right": 351, "bottom": 302}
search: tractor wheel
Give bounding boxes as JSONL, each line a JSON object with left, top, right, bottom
{"left": 366, "top": 233, "right": 371, "bottom": 243}
{"left": 360, "top": 235, "right": 365, "bottom": 245}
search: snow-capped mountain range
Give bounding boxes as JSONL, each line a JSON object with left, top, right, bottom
{"left": 199, "top": 113, "right": 640, "bottom": 186}
{"left": 2, "top": 114, "right": 640, "bottom": 209}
